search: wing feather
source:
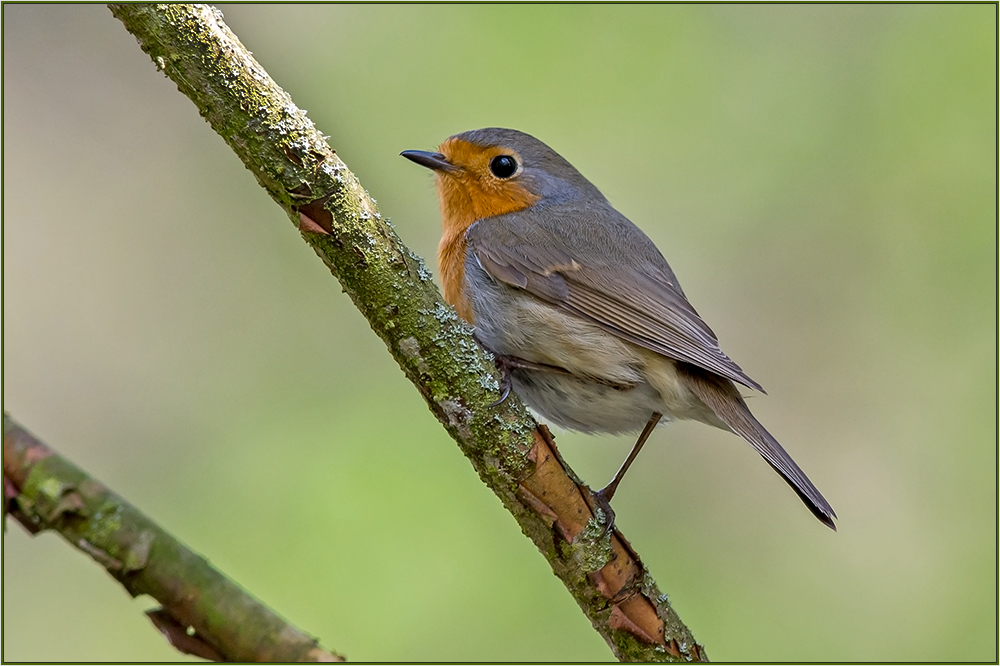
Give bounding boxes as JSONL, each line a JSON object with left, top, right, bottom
{"left": 467, "top": 217, "right": 764, "bottom": 392}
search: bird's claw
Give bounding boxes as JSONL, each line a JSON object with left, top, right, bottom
{"left": 488, "top": 365, "right": 513, "bottom": 408}
{"left": 473, "top": 329, "right": 572, "bottom": 408}
{"left": 590, "top": 486, "right": 618, "bottom": 537}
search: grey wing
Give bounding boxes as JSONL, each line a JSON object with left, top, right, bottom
{"left": 467, "top": 218, "right": 764, "bottom": 393}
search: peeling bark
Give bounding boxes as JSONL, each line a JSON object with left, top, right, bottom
{"left": 95, "top": 4, "right": 705, "bottom": 660}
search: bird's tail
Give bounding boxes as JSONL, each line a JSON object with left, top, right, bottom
{"left": 681, "top": 366, "right": 837, "bottom": 530}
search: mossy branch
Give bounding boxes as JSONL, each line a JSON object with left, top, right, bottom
{"left": 3, "top": 413, "right": 342, "bottom": 662}
{"left": 105, "top": 4, "right": 705, "bottom": 661}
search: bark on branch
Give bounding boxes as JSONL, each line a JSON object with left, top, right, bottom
{"left": 105, "top": 4, "right": 705, "bottom": 661}
{"left": 3, "top": 413, "right": 342, "bottom": 662}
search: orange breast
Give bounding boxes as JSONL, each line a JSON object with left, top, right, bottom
{"left": 434, "top": 138, "right": 540, "bottom": 324}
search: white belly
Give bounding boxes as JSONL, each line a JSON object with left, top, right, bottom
{"left": 466, "top": 259, "right": 722, "bottom": 434}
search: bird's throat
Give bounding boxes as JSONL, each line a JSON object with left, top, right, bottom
{"left": 437, "top": 227, "right": 474, "bottom": 323}
{"left": 432, "top": 139, "right": 540, "bottom": 325}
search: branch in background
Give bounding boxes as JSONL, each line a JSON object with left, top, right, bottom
{"left": 106, "top": 4, "right": 704, "bottom": 661}
{"left": 3, "top": 413, "right": 342, "bottom": 663}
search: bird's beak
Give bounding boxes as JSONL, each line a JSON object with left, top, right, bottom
{"left": 400, "top": 150, "right": 459, "bottom": 173}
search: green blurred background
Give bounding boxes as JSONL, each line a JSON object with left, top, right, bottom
{"left": 3, "top": 4, "right": 996, "bottom": 662}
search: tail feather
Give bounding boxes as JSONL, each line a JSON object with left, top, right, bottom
{"left": 681, "top": 366, "right": 837, "bottom": 530}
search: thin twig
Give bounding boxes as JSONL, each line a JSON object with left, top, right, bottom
{"left": 3, "top": 413, "right": 342, "bottom": 663}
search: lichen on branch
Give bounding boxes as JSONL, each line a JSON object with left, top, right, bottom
{"left": 3, "top": 413, "right": 341, "bottom": 662}
{"left": 105, "top": 4, "right": 706, "bottom": 661}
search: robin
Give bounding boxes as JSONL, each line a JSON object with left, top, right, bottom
{"left": 401, "top": 128, "right": 836, "bottom": 530}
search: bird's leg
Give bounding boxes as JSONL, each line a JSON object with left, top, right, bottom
{"left": 487, "top": 355, "right": 574, "bottom": 407}
{"left": 592, "top": 412, "right": 663, "bottom": 533}
{"left": 490, "top": 367, "right": 513, "bottom": 408}
{"left": 473, "top": 331, "right": 574, "bottom": 407}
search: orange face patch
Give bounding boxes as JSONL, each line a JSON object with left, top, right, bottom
{"left": 436, "top": 138, "right": 540, "bottom": 231}
{"left": 434, "top": 138, "right": 540, "bottom": 324}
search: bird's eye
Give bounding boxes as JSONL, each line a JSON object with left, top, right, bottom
{"left": 489, "top": 155, "right": 519, "bottom": 179}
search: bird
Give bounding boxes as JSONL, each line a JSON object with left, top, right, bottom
{"left": 401, "top": 128, "right": 836, "bottom": 530}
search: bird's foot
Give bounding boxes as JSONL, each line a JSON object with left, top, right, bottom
{"left": 474, "top": 331, "right": 573, "bottom": 407}
{"left": 589, "top": 485, "right": 618, "bottom": 537}
{"left": 487, "top": 354, "right": 573, "bottom": 407}
{"left": 488, "top": 361, "right": 514, "bottom": 408}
